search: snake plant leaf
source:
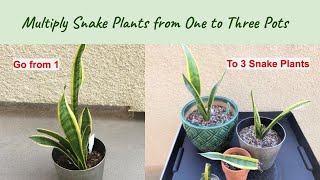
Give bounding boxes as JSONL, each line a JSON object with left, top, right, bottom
{"left": 202, "top": 163, "right": 211, "bottom": 180}
{"left": 182, "top": 44, "right": 201, "bottom": 94}
{"left": 197, "top": 104, "right": 208, "bottom": 121}
{"left": 79, "top": 107, "right": 92, "bottom": 135}
{"left": 82, "top": 125, "right": 91, "bottom": 161}
{"left": 226, "top": 102, "right": 231, "bottom": 116}
{"left": 30, "top": 135, "right": 79, "bottom": 169}
{"left": 261, "top": 100, "right": 310, "bottom": 138}
{"left": 251, "top": 91, "right": 262, "bottom": 139}
{"left": 58, "top": 92, "right": 86, "bottom": 169}
{"left": 183, "top": 74, "right": 207, "bottom": 120}
{"left": 207, "top": 72, "right": 226, "bottom": 115}
{"left": 71, "top": 44, "right": 85, "bottom": 120}
{"left": 36, "top": 128, "right": 76, "bottom": 158}
{"left": 200, "top": 152, "right": 259, "bottom": 170}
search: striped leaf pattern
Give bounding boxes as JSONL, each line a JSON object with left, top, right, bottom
{"left": 79, "top": 107, "right": 92, "bottom": 134}
{"left": 58, "top": 93, "right": 86, "bottom": 169}
{"left": 207, "top": 72, "right": 225, "bottom": 115}
{"left": 30, "top": 135, "right": 79, "bottom": 168}
{"left": 202, "top": 163, "right": 211, "bottom": 180}
{"left": 251, "top": 91, "right": 310, "bottom": 139}
{"left": 82, "top": 126, "right": 91, "bottom": 161}
{"left": 182, "top": 44, "right": 201, "bottom": 94}
{"left": 71, "top": 44, "right": 85, "bottom": 120}
{"left": 182, "top": 74, "right": 207, "bottom": 120}
{"left": 36, "top": 128, "right": 74, "bottom": 156}
{"left": 30, "top": 44, "right": 94, "bottom": 170}
{"left": 200, "top": 152, "right": 259, "bottom": 170}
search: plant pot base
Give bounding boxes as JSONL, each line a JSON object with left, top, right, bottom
{"left": 236, "top": 117, "right": 286, "bottom": 170}
{"left": 52, "top": 138, "right": 106, "bottom": 180}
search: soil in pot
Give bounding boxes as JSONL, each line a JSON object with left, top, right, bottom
{"left": 57, "top": 150, "right": 103, "bottom": 170}
{"left": 239, "top": 125, "right": 281, "bottom": 148}
{"left": 223, "top": 162, "right": 241, "bottom": 171}
{"left": 187, "top": 105, "right": 233, "bottom": 126}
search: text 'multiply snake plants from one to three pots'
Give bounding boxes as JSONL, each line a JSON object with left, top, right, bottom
{"left": 180, "top": 45, "right": 239, "bottom": 152}
{"left": 30, "top": 44, "right": 106, "bottom": 179}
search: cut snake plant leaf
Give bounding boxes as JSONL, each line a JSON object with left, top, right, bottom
{"left": 251, "top": 91, "right": 262, "bottom": 139}
{"left": 79, "top": 107, "right": 92, "bottom": 135}
{"left": 36, "top": 128, "right": 76, "bottom": 158}
{"left": 71, "top": 44, "right": 85, "bottom": 120}
{"left": 183, "top": 74, "right": 207, "bottom": 118}
{"left": 202, "top": 163, "right": 211, "bottom": 180}
{"left": 261, "top": 100, "right": 310, "bottom": 138}
{"left": 30, "top": 135, "right": 79, "bottom": 169}
{"left": 207, "top": 72, "right": 226, "bottom": 115}
{"left": 200, "top": 152, "right": 259, "bottom": 170}
{"left": 82, "top": 125, "right": 91, "bottom": 161}
{"left": 182, "top": 44, "right": 201, "bottom": 94}
{"left": 58, "top": 92, "right": 86, "bottom": 169}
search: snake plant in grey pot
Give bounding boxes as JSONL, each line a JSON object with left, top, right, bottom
{"left": 236, "top": 91, "right": 309, "bottom": 170}
{"left": 181, "top": 45, "right": 239, "bottom": 152}
{"left": 30, "top": 44, "right": 106, "bottom": 180}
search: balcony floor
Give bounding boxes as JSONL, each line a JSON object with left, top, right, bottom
{"left": 0, "top": 104, "right": 144, "bottom": 180}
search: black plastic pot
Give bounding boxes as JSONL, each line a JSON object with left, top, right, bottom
{"left": 52, "top": 138, "right": 106, "bottom": 180}
{"left": 236, "top": 117, "right": 286, "bottom": 170}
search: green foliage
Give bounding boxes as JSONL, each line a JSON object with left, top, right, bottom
{"left": 201, "top": 163, "right": 211, "bottom": 180}
{"left": 182, "top": 45, "right": 225, "bottom": 121}
{"left": 251, "top": 91, "right": 310, "bottom": 139}
{"left": 30, "top": 44, "right": 93, "bottom": 170}
{"left": 200, "top": 152, "right": 259, "bottom": 170}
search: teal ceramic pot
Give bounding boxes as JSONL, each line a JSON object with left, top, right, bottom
{"left": 181, "top": 96, "right": 239, "bottom": 152}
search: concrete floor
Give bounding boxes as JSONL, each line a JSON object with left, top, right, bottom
{"left": 0, "top": 104, "right": 144, "bottom": 180}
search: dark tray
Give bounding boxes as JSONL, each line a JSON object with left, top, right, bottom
{"left": 161, "top": 112, "right": 320, "bottom": 180}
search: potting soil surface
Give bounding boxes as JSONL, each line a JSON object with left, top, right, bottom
{"left": 239, "top": 125, "right": 281, "bottom": 148}
{"left": 186, "top": 105, "right": 233, "bottom": 126}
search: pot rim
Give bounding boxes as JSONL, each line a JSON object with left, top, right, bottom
{"left": 181, "top": 96, "right": 239, "bottom": 129}
{"left": 236, "top": 117, "right": 287, "bottom": 150}
{"left": 52, "top": 138, "right": 106, "bottom": 172}
{"left": 221, "top": 147, "right": 251, "bottom": 173}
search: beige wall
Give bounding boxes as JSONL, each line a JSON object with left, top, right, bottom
{"left": 145, "top": 45, "right": 320, "bottom": 174}
{"left": 0, "top": 45, "right": 144, "bottom": 112}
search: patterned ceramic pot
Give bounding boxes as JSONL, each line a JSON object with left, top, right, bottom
{"left": 181, "top": 96, "right": 239, "bottom": 152}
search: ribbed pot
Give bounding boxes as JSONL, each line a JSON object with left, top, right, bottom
{"left": 221, "top": 147, "right": 251, "bottom": 180}
{"left": 181, "top": 96, "right": 239, "bottom": 152}
{"left": 236, "top": 117, "right": 286, "bottom": 170}
{"left": 52, "top": 138, "right": 106, "bottom": 180}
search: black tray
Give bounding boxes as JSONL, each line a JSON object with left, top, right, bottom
{"left": 161, "top": 112, "right": 320, "bottom": 180}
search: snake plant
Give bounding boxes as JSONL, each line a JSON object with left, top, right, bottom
{"left": 251, "top": 91, "right": 310, "bottom": 139}
{"left": 30, "top": 44, "right": 93, "bottom": 170}
{"left": 202, "top": 163, "right": 212, "bottom": 180}
{"left": 200, "top": 152, "right": 259, "bottom": 170}
{"left": 182, "top": 45, "right": 225, "bottom": 121}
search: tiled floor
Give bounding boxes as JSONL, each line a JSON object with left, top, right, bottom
{"left": 0, "top": 104, "right": 144, "bottom": 180}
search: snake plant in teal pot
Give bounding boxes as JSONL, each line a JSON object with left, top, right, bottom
{"left": 181, "top": 45, "right": 239, "bottom": 152}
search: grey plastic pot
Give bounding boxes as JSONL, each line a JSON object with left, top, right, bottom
{"left": 236, "top": 117, "right": 286, "bottom": 170}
{"left": 200, "top": 174, "right": 220, "bottom": 180}
{"left": 52, "top": 138, "right": 106, "bottom": 180}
